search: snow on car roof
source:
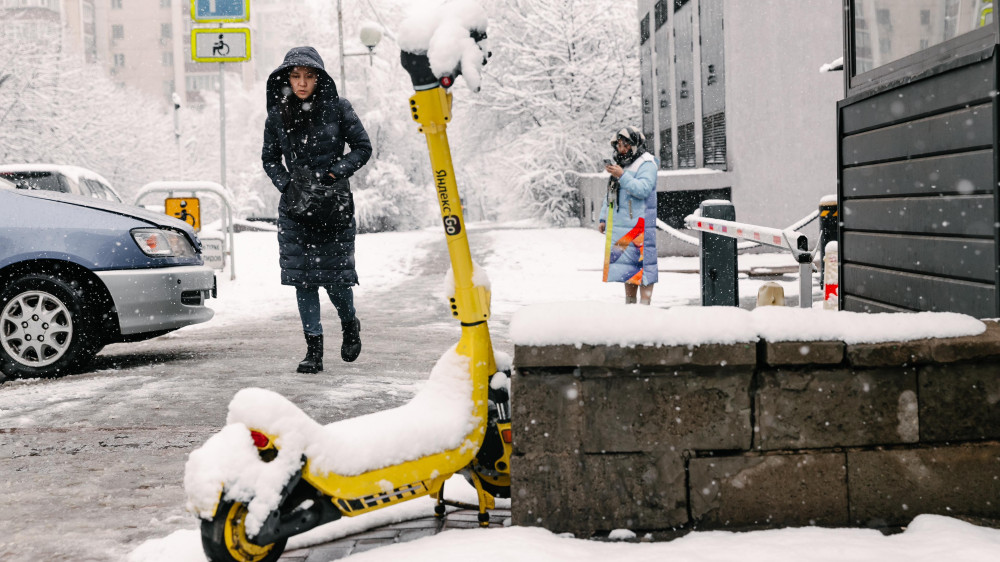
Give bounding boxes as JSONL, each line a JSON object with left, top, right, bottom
{"left": 0, "top": 163, "right": 115, "bottom": 187}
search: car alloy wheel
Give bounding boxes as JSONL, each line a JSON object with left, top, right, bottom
{"left": 1, "top": 289, "right": 74, "bottom": 368}
{"left": 0, "top": 274, "right": 100, "bottom": 378}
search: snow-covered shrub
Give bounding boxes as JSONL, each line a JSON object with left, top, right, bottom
{"left": 355, "top": 157, "right": 434, "bottom": 233}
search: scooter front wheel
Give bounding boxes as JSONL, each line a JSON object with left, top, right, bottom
{"left": 201, "top": 499, "right": 287, "bottom": 562}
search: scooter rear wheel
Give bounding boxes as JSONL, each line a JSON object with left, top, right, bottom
{"left": 201, "top": 499, "right": 287, "bottom": 562}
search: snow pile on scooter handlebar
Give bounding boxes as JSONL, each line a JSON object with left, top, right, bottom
{"left": 184, "top": 345, "right": 478, "bottom": 536}
{"left": 398, "top": 0, "right": 488, "bottom": 91}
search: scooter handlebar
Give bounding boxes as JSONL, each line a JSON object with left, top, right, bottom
{"left": 400, "top": 29, "right": 490, "bottom": 90}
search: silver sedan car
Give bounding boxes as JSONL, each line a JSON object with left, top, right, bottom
{"left": 0, "top": 183, "right": 215, "bottom": 378}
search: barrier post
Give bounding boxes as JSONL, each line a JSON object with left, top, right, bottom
{"left": 699, "top": 200, "right": 739, "bottom": 306}
{"left": 818, "top": 197, "right": 838, "bottom": 287}
{"left": 795, "top": 234, "right": 812, "bottom": 308}
{"left": 823, "top": 241, "right": 839, "bottom": 310}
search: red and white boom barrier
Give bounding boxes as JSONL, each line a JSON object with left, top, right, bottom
{"left": 684, "top": 213, "right": 814, "bottom": 308}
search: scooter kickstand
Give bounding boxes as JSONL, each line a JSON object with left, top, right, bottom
{"left": 469, "top": 473, "right": 495, "bottom": 527}
{"left": 434, "top": 483, "right": 446, "bottom": 518}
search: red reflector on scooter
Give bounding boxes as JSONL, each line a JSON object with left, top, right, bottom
{"left": 501, "top": 429, "right": 512, "bottom": 443}
{"left": 250, "top": 430, "right": 270, "bottom": 448}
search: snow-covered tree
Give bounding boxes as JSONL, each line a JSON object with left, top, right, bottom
{"left": 453, "top": 0, "right": 641, "bottom": 225}
{"left": 1, "top": 0, "right": 640, "bottom": 230}
{"left": 0, "top": 42, "right": 175, "bottom": 202}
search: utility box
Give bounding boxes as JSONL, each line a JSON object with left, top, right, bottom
{"left": 699, "top": 200, "right": 738, "bottom": 306}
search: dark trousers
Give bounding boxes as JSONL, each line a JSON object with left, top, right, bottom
{"left": 296, "top": 285, "right": 355, "bottom": 336}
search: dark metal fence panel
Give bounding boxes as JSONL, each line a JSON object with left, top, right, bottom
{"left": 843, "top": 196, "right": 994, "bottom": 237}
{"left": 843, "top": 264, "right": 995, "bottom": 315}
{"left": 844, "top": 232, "right": 996, "bottom": 283}
{"left": 838, "top": 55, "right": 999, "bottom": 317}
{"left": 844, "top": 104, "right": 993, "bottom": 165}
{"left": 843, "top": 150, "right": 993, "bottom": 199}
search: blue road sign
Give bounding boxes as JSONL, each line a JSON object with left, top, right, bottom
{"left": 191, "top": 0, "right": 249, "bottom": 23}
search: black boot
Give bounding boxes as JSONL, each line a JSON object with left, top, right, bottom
{"left": 297, "top": 334, "right": 324, "bottom": 373}
{"left": 341, "top": 318, "right": 361, "bottom": 362}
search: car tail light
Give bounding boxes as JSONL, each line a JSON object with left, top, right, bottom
{"left": 501, "top": 428, "right": 512, "bottom": 444}
{"left": 250, "top": 430, "right": 270, "bottom": 449}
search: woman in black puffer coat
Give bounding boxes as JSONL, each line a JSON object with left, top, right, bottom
{"left": 262, "top": 46, "right": 372, "bottom": 373}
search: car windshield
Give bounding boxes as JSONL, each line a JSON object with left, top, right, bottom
{"left": 0, "top": 171, "right": 69, "bottom": 193}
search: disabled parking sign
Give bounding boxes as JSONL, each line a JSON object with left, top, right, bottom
{"left": 191, "top": 0, "right": 249, "bottom": 23}
{"left": 191, "top": 28, "right": 251, "bottom": 62}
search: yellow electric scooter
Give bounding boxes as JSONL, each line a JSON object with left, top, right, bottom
{"left": 192, "top": 27, "right": 508, "bottom": 562}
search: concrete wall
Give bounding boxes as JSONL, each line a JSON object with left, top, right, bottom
{"left": 723, "top": 0, "right": 843, "bottom": 228}
{"left": 511, "top": 321, "right": 1000, "bottom": 536}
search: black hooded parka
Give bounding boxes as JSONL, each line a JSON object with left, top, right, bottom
{"left": 262, "top": 46, "right": 372, "bottom": 287}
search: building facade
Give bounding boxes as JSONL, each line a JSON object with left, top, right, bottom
{"left": 0, "top": 0, "right": 255, "bottom": 105}
{"left": 581, "top": 0, "right": 843, "bottom": 255}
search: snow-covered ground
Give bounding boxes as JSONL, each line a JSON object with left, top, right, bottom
{"left": 124, "top": 224, "right": 1000, "bottom": 561}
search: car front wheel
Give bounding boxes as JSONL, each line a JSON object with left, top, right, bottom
{"left": 0, "top": 274, "right": 102, "bottom": 378}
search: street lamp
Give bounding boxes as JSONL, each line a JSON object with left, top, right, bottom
{"left": 359, "top": 22, "right": 383, "bottom": 62}
{"left": 336, "top": 0, "right": 383, "bottom": 98}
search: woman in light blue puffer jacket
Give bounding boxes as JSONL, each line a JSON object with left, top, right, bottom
{"left": 598, "top": 126, "right": 659, "bottom": 304}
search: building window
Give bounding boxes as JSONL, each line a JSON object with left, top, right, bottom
{"left": 677, "top": 122, "right": 695, "bottom": 168}
{"left": 659, "top": 127, "right": 673, "bottom": 170}
{"left": 111, "top": 0, "right": 121, "bottom": 9}
{"left": 654, "top": 0, "right": 668, "bottom": 30}
{"left": 703, "top": 112, "right": 726, "bottom": 167}
{"left": 161, "top": 23, "right": 172, "bottom": 40}
{"left": 113, "top": 53, "right": 125, "bottom": 67}
{"left": 852, "top": 0, "right": 993, "bottom": 77}
{"left": 162, "top": 51, "right": 173, "bottom": 66}
{"left": 186, "top": 74, "right": 220, "bottom": 91}
{"left": 112, "top": 24, "right": 123, "bottom": 40}
{"left": 639, "top": 13, "right": 650, "bottom": 45}
{"left": 876, "top": 8, "right": 891, "bottom": 27}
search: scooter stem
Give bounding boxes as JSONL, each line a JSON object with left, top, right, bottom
{"left": 409, "top": 87, "right": 491, "bottom": 327}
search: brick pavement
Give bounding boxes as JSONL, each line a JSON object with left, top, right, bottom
{"left": 278, "top": 507, "right": 512, "bottom": 561}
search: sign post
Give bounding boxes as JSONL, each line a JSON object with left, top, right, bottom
{"left": 190, "top": 1, "right": 250, "bottom": 191}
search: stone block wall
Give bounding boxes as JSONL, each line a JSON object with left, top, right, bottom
{"left": 510, "top": 321, "right": 1000, "bottom": 536}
